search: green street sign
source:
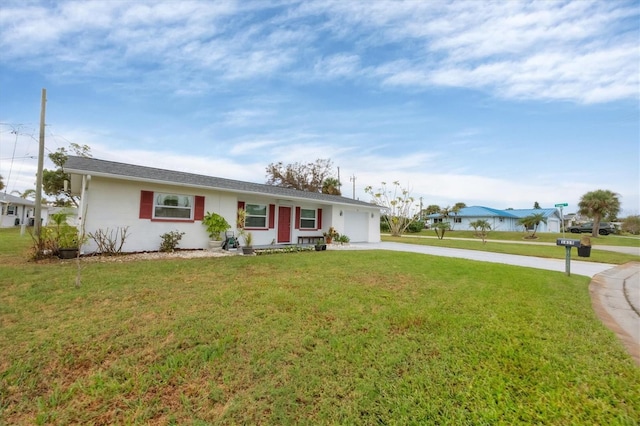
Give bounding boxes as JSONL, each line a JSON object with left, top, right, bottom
{"left": 555, "top": 203, "right": 568, "bottom": 207}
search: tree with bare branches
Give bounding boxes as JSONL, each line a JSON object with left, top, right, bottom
{"left": 365, "top": 181, "right": 416, "bottom": 237}
{"left": 265, "top": 159, "right": 337, "bottom": 193}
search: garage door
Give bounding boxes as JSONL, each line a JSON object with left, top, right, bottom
{"left": 344, "top": 212, "right": 369, "bottom": 242}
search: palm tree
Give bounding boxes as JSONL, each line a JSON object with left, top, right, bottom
{"left": 469, "top": 219, "right": 491, "bottom": 243}
{"left": 11, "top": 189, "right": 36, "bottom": 199}
{"left": 518, "top": 213, "right": 547, "bottom": 238}
{"left": 321, "top": 177, "right": 341, "bottom": 195}
{"left": 450, "top": 203, "right": 465, "bottom": 230}
{"left": 454, "top": 202, "right": 466, "bottom": 210}
{"left": 425, "top": 204, "right": 440, "bottom": 215}
{"left": 578, "top": 189, "right": 621, "bottom": 237}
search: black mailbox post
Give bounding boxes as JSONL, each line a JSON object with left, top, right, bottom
{"left": 556, "top": 239, "right": 581, "bottom": 276}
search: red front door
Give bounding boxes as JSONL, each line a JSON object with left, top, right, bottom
{"left": 277, "top": 206, "right": 291, "bottom": 243}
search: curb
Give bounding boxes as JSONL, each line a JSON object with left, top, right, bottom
{"left": 589, "top": 262, "right": 640, "bottom": 366}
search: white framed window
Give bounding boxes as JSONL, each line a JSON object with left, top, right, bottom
{"left": 7, "top": 205, "right": 17, "bottom": 215}
{"left": 454, "top": 217, "right": 462, "bottom": 223}
{"left": 154, "top": 193, "right": 193, "bottom": 220}
{"left": 300, "top": 208, "right": 317, "bottom": 229}
{"left": 245, "top": 203, "right": 267, "bottom": 228}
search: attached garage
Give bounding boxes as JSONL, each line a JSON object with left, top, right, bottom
{"left": 344, "top": 211, "right": 369, "bottom": 242}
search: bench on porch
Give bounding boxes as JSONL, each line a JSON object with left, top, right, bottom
{"left": 297, "top": 235, "right": 325, "bottom": 245}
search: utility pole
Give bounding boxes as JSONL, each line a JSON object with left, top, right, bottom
{"left": 350, "top": 175, "right": 356, "bottom": 200}
{"left": 34, "top": 88, "right": 46, "bottom": 246}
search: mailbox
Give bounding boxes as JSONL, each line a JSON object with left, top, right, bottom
{"left": 556, "top": 239, "right": 581, "bottom": 248}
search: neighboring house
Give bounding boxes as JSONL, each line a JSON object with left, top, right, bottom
{"left": 63, "top": 156, "right": 381, "bottom": 253}
{"left": 427, "top": 206, "right": 563, "bottom": 233}
{"left": 0, "top": 193, "right": 47, "bottom": 227}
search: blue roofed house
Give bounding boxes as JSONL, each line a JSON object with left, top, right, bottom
{"left": 63, "top": 156, "right": 381, "bottom": 254}
{"left": 427, "top": 206, "right": 562, "bottom": 233}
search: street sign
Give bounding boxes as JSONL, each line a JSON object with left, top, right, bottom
{"left": 555, "top": 203, "right": 568, "bottom": 207}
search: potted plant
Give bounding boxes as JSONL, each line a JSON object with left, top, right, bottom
{"left": 315, "top": 239, "right": 327, "bottom": 251}
{"left": 323, "top": 226, "right": 339, "bottom": 244}
{"left": 47, "top": 211, "right": 84, "bottom": 259}
{"left": 202, "top": 211, "right": 231, "bottom": 250}
{"left": 241, "top": 231, "right": 254, "bottom": 255}
{"left": 57, "top": 225, "right": 82, "bottom": 259}
{"left": 578, "top": 236, "right": 591, "bottom": 257}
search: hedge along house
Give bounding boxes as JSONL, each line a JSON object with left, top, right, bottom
{"left": 427, "top": 206, "right": 563, "bottom": 233}
{"left": 63, "top": 156, "right": 381, "bottom": 253}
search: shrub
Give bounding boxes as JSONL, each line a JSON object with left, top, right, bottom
{"left": 202, "top": 211, "right": 231, "bottom": 240}
{"left": 621, "top": 215, "right": 640, "bottom": 235}
{"left": 406, "top": 220, "right": 425, "bottom": 233}
{"left": 89, "top": 227, "right": 130, "bottom": 255}
{"left": 159, "top": 230, "right": 185, "bottom": 252}
{"left": 336, "top": 234, "right": 350, "bottom": 243}
{"left": 379, "top": 216, "right": 390, "bottom": 232}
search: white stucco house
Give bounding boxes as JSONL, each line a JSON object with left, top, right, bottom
{"left": 63, "top": 156, "right": 381, "bottom": 253}
{"left": 0, "top": 193, "right": 49, "bottom": 228}
{"left": 427, "top": 206, "right": 563, "bottom": 233}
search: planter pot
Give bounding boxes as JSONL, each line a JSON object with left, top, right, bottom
{"left": 208, "top": 240, "right": 224, "bottom": 251}
{"left": 577, "top": 246, "right": 591, "bottom": 258}
{"left": 242, "top": 247, "right": 255, "bottom": 255}
{"left": 315, "top": 244, "right": 327, "bottom": 251}
{"left": 58, "top": 248, "right": 78, "bottom": 259}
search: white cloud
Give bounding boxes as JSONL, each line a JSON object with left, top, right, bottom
{"left": 0, "top": 0, "right": 636, "bottom": 103}
{"left": 314, "top": 54, "right": 361, "bottom": 78}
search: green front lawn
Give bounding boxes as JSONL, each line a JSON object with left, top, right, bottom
{"left": 1, "top": 229, "right": 639, "bottom": 424}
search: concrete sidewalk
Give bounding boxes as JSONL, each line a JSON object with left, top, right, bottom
{"left": 340, "top": 242, "right": 640, "bottom": 365}
{"left": 346, "top": 241, "right": 615, "bottom": 277}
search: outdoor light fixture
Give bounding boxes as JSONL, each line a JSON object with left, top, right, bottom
{"left": 340, "top": 210, "right": 343, "bottom": 216}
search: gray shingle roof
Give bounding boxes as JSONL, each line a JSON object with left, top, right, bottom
{"left": 0, "top": 193, "right": 36, "bottom": 206}
{"left": 63, "top": 156, "right": 377, "bottom": 208}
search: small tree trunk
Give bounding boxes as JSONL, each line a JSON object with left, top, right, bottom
{"left": 592, "top": 215, "right": 602, "bottom": 238}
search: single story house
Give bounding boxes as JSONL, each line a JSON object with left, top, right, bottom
{"left": 0, "top": 193, "right": 49, "bottom": 228}
{"left": 63, "top": 156, "right": 381, "bottom": 253}
{"left": 427, "top": 206, "right": 562, "bottom": 233}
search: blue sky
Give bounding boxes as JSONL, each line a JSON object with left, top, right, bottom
{"left": 1, "top": 0, "right": 638, "bottom": 215}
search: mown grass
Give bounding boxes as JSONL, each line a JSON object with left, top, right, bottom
{"left": 1, "top": 228, "right": 639, "bottom": 424}
{"left": 412, "top": 229, "right": 640, "bottom": 246}
{"left": 383, "top": 233, "right": 640, "bottom": 265}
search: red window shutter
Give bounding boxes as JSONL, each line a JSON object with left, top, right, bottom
{"left": 194, "top": 196, "right": 205, "bottom": 220}
{"left": 317, "top": 208, "right": 322, "bottom": 230}
{"left": 139, "top": 190, "right": 153, "bottom": 219}
{"left": 295, "top": 207, "right": 301, "bottom": 230}
{"left": 269, "top": 204, "right": 275, "bottom": 229}
{"left": 237, "top": 201, "right": 246, "bottom": 228}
